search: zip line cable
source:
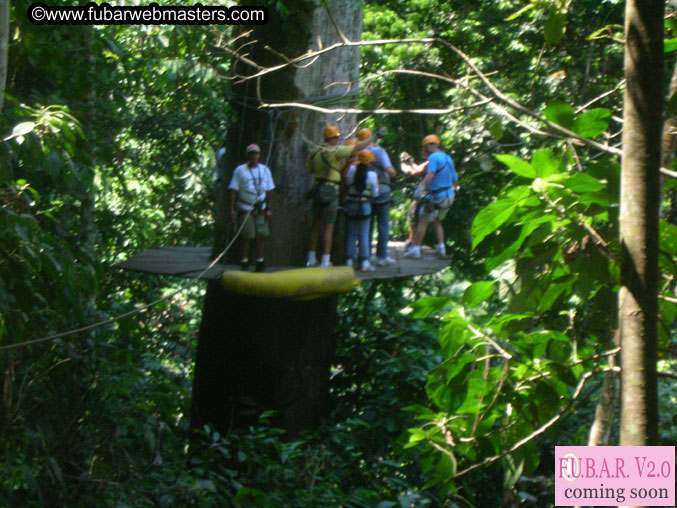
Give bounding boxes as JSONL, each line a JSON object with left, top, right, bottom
{"left": 0, "top": 210, "right": 252, "bottom": 352}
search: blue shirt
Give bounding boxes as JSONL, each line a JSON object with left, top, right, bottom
{"left": 425, "top": 151, "right": 457, "bottom": 200}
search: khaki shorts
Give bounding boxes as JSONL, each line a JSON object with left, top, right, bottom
{"left": 418, "top": 194, "right": 454, "bottom": 223}
{"left": 312, "top": 183, "right": 339, "bottom": 225}
{"left": 238, "top": 211, "right": 270, "bottom": 240}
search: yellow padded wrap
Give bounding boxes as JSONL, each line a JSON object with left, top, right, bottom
{"left": 220, "top": 266, "right": 360, "bottom": 299}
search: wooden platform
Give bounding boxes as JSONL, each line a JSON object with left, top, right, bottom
{"left": 117, "top": 242, "right": 449, "bottom": 281}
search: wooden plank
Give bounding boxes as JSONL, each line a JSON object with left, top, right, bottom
{"left": 117, "top": 242, "right": 449, "bottom": 281}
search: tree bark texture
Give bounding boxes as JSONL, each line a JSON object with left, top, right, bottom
{"left": 0, "top": 0, "right": 8, "bottom": 115}
{"left": 191, "top": 282, "right": 338, "bottom": 433}
{"left": 619, "top": 0, "right": 663, "bottom": 452}
{"left": 661, "top": 59, "right": 677, "bottom": 223}
{"left": 587, "top": 334, "right": 619, "bottom": 447}
{"left": 195, "top": 0, "right": 362, "bottom": 433}
{"left": 213, "top": 0, "right": 363, "bottom": 267}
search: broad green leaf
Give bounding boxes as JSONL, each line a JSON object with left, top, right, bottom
{"left": 439, "top": 321, "right": 470, "bottom": 358}
{"left": 572, "top": 108, "right": 610, "bottom": 138}
{"left": 665, "top": 38, "right": 677, "bottom": 53}
{"left": 409, "top": 296, "right": 452, "bottom": 318}
{"left": 506, "top": 185, "right": 532, "bottom": 202}
{"left": 463, "top": 281, "right": 496, "bottom": 307}
{"left": 496, "top": 154, "right": 536, "bottom": 178}
{"left": 485, "top": 221, "right": 548, "bottom": 271}
{"left": 544, "top": 8, "right": 566, "bottom": 46}
{"left": 537, "top": 280, "right": 570, "bottom": 313}
{"left": 659, "top": 220, "right": 677, "bottom": 257}
{"left": 472, "top": 199, "right": 517, "bottom": 248}
{"left": 489, "top": 121, "right": 504, "bottom": 140}
{"left": 531, "top": 149, "right": 560, "bottom": 178}
{"left": 545, "top": 363, "right": 577, "bottom": 386}
{"left": 543, "top": 102, "right": 574, "bottom": 129}
{"left": 565, "top": 173, "right": 605, "bottom": 193}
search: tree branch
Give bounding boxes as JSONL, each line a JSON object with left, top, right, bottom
{"left": 453, "top": 367, "right": 619, "bottom": 479}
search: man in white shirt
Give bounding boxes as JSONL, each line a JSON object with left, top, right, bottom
{"left": 228, "top": 144, "right": 275, "bottom": 272}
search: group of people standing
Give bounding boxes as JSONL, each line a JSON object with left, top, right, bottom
{"left": 223, "top": 125, "right": 458, "bottom": 272}
{"left": 306, "top": 125, "right": 458, "bottom": 271}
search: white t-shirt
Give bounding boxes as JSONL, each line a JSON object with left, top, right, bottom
{"left": 344, "top": 165, "right": 379, "bottom": 198}
{"left": 228, "top": 163, "right": 275, "bottom": 211}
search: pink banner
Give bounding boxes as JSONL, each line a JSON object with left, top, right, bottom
{"left": 555, "top": 446, "right": 675, "bottom": 506}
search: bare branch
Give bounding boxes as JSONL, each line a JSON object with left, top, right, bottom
{"left": 575, "top": 79, "right": 625, "bottom": 113}
{"left": 661, "top": 166, "right": 677, "bottom": 179}
{"left": 257, "top": 99, "right": 493, "bottom": 115}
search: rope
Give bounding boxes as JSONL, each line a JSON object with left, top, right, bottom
{"left": 0, "top": 210, "right": 253, "bottom": 352}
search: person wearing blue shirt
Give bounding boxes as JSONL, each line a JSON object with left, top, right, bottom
{"left": 403, "top": 134, "right": 458, "bottom": 259}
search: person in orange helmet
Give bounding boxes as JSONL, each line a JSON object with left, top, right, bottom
{"left": 305, "top": 126, "right": 371, "bottom": 267}
{"left": 357, "top": 127, "right": 398, "bottom": 266}
{"left": 402, "top": 134, "right": 458, "bottom": 259}
{"left": 343, "top": 150, "right": 379, "bottom": 272}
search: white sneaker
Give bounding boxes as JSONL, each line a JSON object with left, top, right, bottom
{"left": 345, "top": 258, "right": 353, "bottom": 267}
{"left": 360, "top": 260, "right": 375, "bottom": 273}
{"left": 403, "top": 248, "right": 421, "bottom": 259}
{"left": 435, "top": 246, "right": 446, "bottom": 258}
{"left": 320, "top": 261, "right": 333, "bottom": 268}
{"left": 376, "top": 256, "right": 396, "bottom": 266}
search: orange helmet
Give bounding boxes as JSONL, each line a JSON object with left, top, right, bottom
{"left": 357, "top": 149, "right": 374, "bottom": 165}
{"left": 345, "top": 138, "right": 358, "bottom": 146}
{"left": 324, "top": 125, "right": 340, "bottom": 139}
{"left": 357, "top": 128, "right": 372, "bottom": 141}
{"left": 422, "top": 134, "right": 441, "bottom": 146}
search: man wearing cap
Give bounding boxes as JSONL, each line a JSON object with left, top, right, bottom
{"left": 305, "top": 126, "right": 371, "bottom": 267}
{"left": 229, "top": 143, "right": 275, "bottom": 272}
{"left": 403, "top": 134, "right": 458, "bottom": 259}
{"left": 357, "top": 127, "right": 397, "bottom": 266}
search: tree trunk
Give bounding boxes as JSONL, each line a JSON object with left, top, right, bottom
{"left": 195, "top": 0, "right": 363, "bottom": 433}
{"left": 586, "top": 333, "right": 619, "bottom": 447}
{"left": 618, "top": 0, "right": 662, "bottom": 457}
{"left": 0, "top": 0, "right": 9, "bottom": 115}
{"left": 661, "top": 59, "right": 677, "bottom": 224}
{"left": 213, "top": 0, "right": 362, "bottom": 267}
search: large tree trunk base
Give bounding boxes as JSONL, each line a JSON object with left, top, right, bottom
{"left": 190, "top": 280, "right": 337, "bottom": 433}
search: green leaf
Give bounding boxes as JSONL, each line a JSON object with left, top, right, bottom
{"left": 489, "top": 121, "right": 504, "bottom": 140}
{"left": 463, "top": 281, "right": 496, "bottom": 307}
{"left": 572, "top": 108, "right": 610, "bottom": 138}
{"left": 543, "top": 102, "right": 574, "bottom": 129}
{"left": 659, "top": 220, "right": 677, "bottom": 259}
{"left": 409, "top": 296, "right": 452, "bottom": 318}
{"left": 665, "top": 38, "right": 677, "bottom": 53}
{"left": 545, "top": 363, "right": 577, "bottom": 386}
{"left": 485, "top": 221, "right": 549, "bottom": 271}
{"left": 472, "top": 199, "right": 518, "bottom": 248}
{"left": 544, "top": 8, "right": 566, "bottom": 46}
{"left": 565, "top": 173, "right": 605, "bottom": 193}
{"left": 531, "top": 149, "right": 560, "bottom": 178}
{"left": 496, "top": 154, "right": 536, "bottom": 178}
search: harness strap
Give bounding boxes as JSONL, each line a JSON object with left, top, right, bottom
{"left": 315, "top": 178, "right": 340, "bottom": 188}
{"left": 430, "top": 185, "right": 452, "bottom": 195}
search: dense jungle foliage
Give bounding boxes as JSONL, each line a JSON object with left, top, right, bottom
{"left": 1, "top": 0, "right": 675, "bottom": 506}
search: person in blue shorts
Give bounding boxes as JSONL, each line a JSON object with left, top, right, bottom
{"left": 403, "top": 134, "right": 458, "bottom": 259}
